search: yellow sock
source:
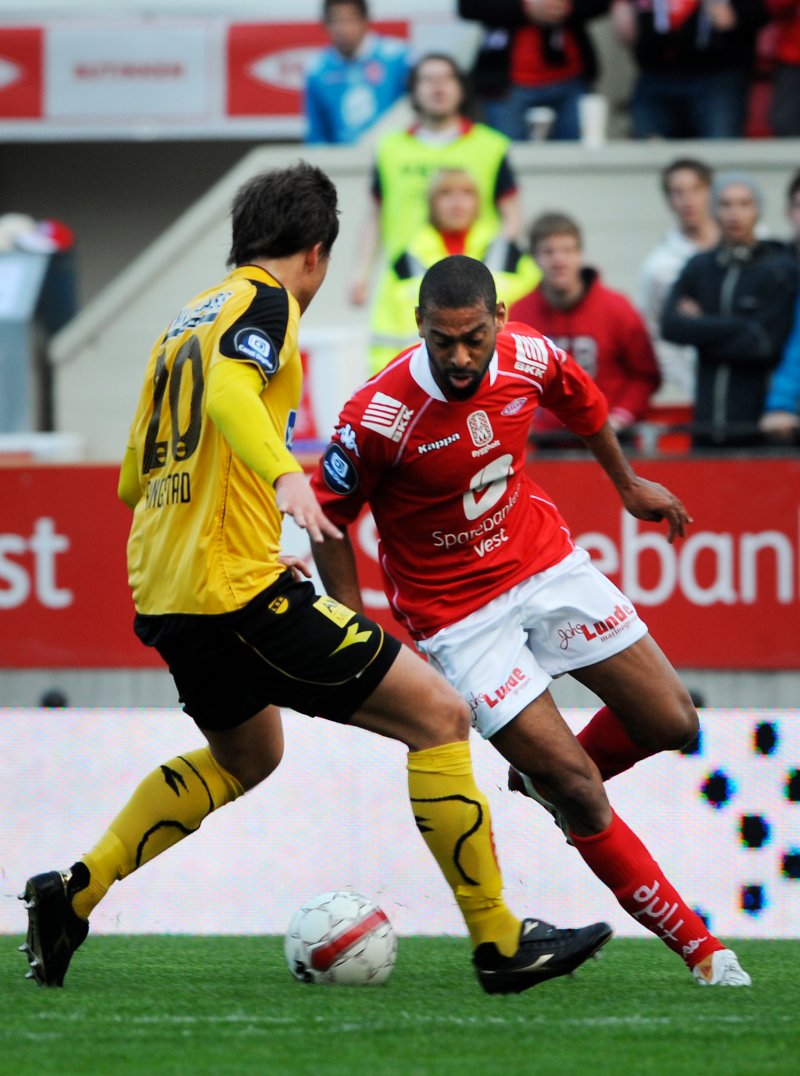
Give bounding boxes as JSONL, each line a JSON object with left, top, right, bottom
{"left": 72, "top": 747, "right": 243, "bottom": 919}
{"left": 407, "top": 741, "right": 520, "bottom": 956}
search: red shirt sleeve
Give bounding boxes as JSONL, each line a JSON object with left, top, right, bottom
{"left": 504, "top": 324, "right": 609, "bottom": 436}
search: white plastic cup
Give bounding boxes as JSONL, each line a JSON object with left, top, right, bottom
{"left": 578, "top": 93, "right": 608, "bottom": 148}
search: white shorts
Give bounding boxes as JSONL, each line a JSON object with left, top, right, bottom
{"left": 416, "top": 548, "right": 648, "bottom": 740}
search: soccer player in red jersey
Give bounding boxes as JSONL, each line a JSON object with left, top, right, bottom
{"left": 311, "top": 254, "right": 751, "bottom": 986}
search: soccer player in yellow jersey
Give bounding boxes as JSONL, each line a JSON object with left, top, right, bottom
{"left": 20, "top": 162, "right": 610, "bottom": 994}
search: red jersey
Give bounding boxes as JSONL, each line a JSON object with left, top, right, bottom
{"left": 311, "top": 324, "right": 607, "bottom": 639}
{"left": 510, "top": 270, "right": 661, "bottom": 435}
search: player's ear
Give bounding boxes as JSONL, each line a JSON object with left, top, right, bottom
{"left": 305, "top": 242, "right": 325, "bottom": 271}
{"left": 415, "top": 306, "right": 424, "bottom": 337}
{"left": 495, "top": 301, "right": 507, "bottom": 329}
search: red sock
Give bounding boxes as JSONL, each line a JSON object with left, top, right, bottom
{"left": 571, "top": 810, "right": 723, "bottom": 968}
{"left": 577, "top": 706, "right": 652, "bottom": 780}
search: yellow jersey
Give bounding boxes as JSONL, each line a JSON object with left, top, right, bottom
{"left": 123, "top": 265, "right": 303, "bottom": 615}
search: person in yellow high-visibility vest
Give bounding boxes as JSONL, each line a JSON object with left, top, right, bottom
{"left": 369, "top": 168, "right": 540, "bottom": 373}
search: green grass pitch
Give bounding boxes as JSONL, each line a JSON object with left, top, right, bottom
{"left": 4, "top": 936, "right": 797, "bottom": 1075}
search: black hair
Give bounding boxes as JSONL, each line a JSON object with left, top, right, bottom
{"left": 227, "top": 161, "right": 339, "bottom": 267}
{"left": 323, "top": 0, "right": 368, "bottom": 18}
{"left": 418, "top": 255, "right": 496, "bottom": 315}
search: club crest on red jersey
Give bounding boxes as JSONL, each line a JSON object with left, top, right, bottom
{"left": 467, "top": 410, "right": 494, "bottom": 448}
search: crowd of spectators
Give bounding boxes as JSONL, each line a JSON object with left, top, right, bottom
{"left": 307, "top": 1, "right": 798, "bottom": 146}
{"left": 297, "top": 1, "right": 800, "bottom": 454}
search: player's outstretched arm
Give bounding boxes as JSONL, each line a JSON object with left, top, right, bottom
{"left": 310, "top": 529, "right": 365, "bottom": 613}
{"left": 581, "top": 421, "right": 693, "bottom": 544}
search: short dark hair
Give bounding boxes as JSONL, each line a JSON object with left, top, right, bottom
{"left": 661, "top": 157, "right": 713, "bottom": 197}
{"left": 323, "top": 0, "right": 368, "bottom": 19}
{"left": 786, "top": 168, "right": 800, "bottom": 204}
{"left": 528, "top": 211, "right": 582, "bottom": 253}
{"left": 227, "top": 161, "right": 339, "bottom": 267}
{"left": 409, "top": 53, "right": 473, "bottom": 119}
{"left": 418, "top": 255, "right": 496, "bottom": 315}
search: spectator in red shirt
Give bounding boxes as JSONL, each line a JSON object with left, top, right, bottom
{"left": 510, "top": 211, "right": 661, "bottom": 447}
{"left": 458, "top": 0, "right": 611, "bottom": 140}
{"left": 767, "top": 0, "right": 800, "bottom": 135}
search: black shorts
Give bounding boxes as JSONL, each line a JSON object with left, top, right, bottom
{"left": 134, "top": 571, "right": 402, "bottom": 731}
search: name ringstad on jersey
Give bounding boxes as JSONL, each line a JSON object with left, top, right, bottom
{"left": 145, "top": 472, "right": 191, "bottom": 508}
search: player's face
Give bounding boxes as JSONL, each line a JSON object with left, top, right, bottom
{"left": 325, "top": 4, "right": 368, "bottom": 58}
{"left": 666, "top": 169, "right": 711, "bottom": 228}
{"left": 413, "top": 60, "right": 463, "bottom": 122}
{"left": 417, "top": 301, "right": 505, "bottom": 401}
{"left": 534, "top": 233, "right": 583, "bottom": 294}
{"left": 429, "top": 176, "right": 480, "bottom": 233}
{"left": 716, "top": 184, "right": 759, "bottom": 245}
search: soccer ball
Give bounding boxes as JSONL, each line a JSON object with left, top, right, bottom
{"left": 284, "top": 890, "right": 397, "bottom": 986}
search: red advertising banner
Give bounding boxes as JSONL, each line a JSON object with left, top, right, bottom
{"left": 226, "top": 20, "right": 408, "bottom": 118}
{"left": 1, "top": 458, "right": 799, "bottom": 669}
{"left": 0, "top": 27, "right": 43, "bottom": 118}
{"left": 0, "top": 465, "right": 158, "bottom": 668}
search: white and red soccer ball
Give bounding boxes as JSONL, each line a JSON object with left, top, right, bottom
{"left": 284, "top": 890, "right": 397, "bottom": 986}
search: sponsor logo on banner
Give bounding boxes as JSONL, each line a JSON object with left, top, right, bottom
{"left": 0, "top": 517, "right": 72, "bottom": 610}
{"left": 362, "top": 392, "right": 413, "bottom": 443}
{"left": 45, "top": 25, "right": 212, "bottom": 119}
{"left": 2, "top": 460, "right": 799, "bottom": 668}
{"left": 0, "top": 28, "right": 43, "bottom": 118}
{"left": 227, "top": 21, "right": 408, "bottom": 118}
{"left": 227, "top": 23, "right": 327, "bottom": 116}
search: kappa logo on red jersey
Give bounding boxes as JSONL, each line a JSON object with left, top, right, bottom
{"left": 512, "top": 333, "right": 550, "bottom": 377}
{"left": 362, "top": 391, "right": 413, "bottom": 443}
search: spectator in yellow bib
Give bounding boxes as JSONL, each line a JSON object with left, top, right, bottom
{"left": 349, "top": 52, "right": 523, "bottom": 308}
{"left": 368, "top": 167, "right": 540, "bottom": 372}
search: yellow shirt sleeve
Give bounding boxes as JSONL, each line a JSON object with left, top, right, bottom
{"left": 206, "top": 359, "right": 302, "bottom": 485}
{"left": 117, "top": 442, "right": 141, "bottom": 509}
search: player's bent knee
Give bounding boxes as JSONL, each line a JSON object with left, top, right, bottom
{"left": 418, "top": 679, "right": 471, "bottom": 745}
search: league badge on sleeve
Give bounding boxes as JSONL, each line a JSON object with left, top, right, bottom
{"left": 233, "top": 327, "right": 279, "bottom": 375}
{"left": 322, "top": 443, "right": 359, "bottom": 496}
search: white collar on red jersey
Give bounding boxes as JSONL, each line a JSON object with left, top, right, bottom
{"left": 410, "top": 342, "right": 499, "bottom": 401}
